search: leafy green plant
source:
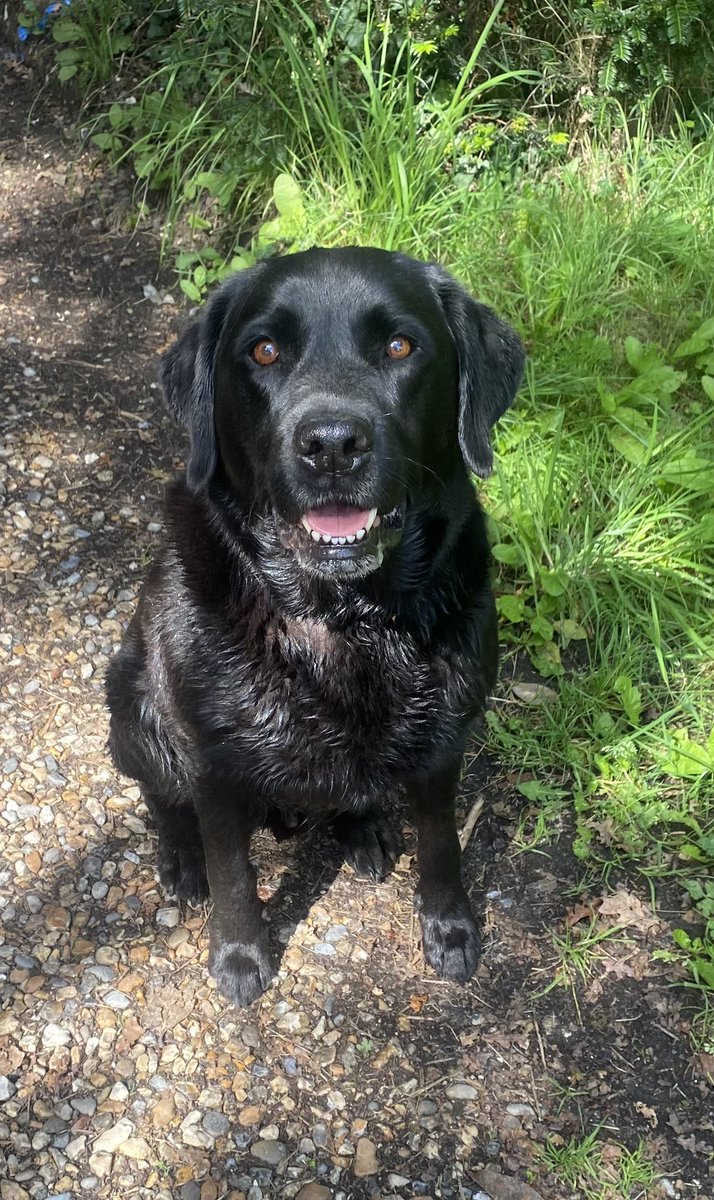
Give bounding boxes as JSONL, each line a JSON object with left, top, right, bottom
{"left": 175, "top": 173, "right": 310, "bottom": 301}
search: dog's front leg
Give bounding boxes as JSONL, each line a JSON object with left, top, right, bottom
{"left": 197, "top": 787, "right": 274, "bottom": 1006}
{"left": 408, "top": 763, "right": 481, "bottom": 983}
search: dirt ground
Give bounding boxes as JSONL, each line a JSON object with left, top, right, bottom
{"left": 1, "top": 54, "right": 713, "bottom": 1200}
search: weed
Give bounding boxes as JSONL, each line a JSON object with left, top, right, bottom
{"left": 539, "top": 1131, "right": 661, "bottom": 1199}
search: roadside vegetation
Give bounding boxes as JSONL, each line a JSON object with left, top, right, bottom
{"left": 16, "top": 0, "right": 714, "bottom": 1086}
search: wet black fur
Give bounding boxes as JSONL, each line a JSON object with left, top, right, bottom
{"left": 106, "top": 247, "right": 524, "bottom": 1006}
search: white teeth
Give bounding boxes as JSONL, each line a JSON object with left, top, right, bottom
{"left": 373, "top": 515, "right": 381, "bottom": 527}
{"left": 302, "top": 506, "right": 380, "bottom": 546}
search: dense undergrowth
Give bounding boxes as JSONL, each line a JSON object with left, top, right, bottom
{"left": 14, "top": 1, "right": 714, "bottom": 1041}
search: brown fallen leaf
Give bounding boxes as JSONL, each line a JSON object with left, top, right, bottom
{"left": 597, "top": 886, "right": 662, "bottom": 936}
{"left": 511, "top": 682, "right": 558, "bottom": 705}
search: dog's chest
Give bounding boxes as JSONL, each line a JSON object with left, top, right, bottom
{"left": 202, "top": 609, "right": 469, "bottom": 803}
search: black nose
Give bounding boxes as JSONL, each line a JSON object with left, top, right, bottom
{"left": 294, "top": 416, "right": 374, "bottom": 476}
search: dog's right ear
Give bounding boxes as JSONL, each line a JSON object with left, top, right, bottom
{"left": 159, "top": 278, "right": 245, "bottom": 492}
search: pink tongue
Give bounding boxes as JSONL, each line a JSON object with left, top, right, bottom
{"left": 306, "top": 505, "right": 372, "bottom": 537}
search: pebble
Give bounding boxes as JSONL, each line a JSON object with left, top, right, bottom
{"left": 505, "top": 1103, "right": 536, "bottom": 1119}
{"left": 41, "top": 1024, "right": 71, "bottom": 1048}
{"left": 1, "top": 1185, "right": 30, "bottom": 1200}
{"left": 104, "top": 989, "right": 132, "bottom": 1010}
{"left": 93, "top": 1118, "right": 135, "bottom": 1153}
{"left": 0, "top": 1076, "right": 16, "bottom": 1101}
{"left": 202, "top": 1111, "right": 230, "bottom": 1138}
{"left": 250, "top": 1139, "right": 288, "bottom": 1166}
{"left": 156, "top": 907, "right": 180, "bottom": 928}
{"left": 296, "top": 1187, "right": 331, "bottom": 1200}
{"left": 446, "top": 1082, "right": 479, "bottom": 1100}
{"left": 353, "top": 1138, "right": 379, "bottom": 1177}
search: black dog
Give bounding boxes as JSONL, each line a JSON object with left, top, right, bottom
{"left": 106, "top": 247, "right": 524, "bottom": 1006}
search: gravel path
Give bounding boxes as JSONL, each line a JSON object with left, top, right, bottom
{"left": 1, "top": 61, "right": 712, "bottom": 1200}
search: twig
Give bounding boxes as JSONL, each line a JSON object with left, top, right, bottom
{"left": 458, "top": 795, "right": 485, "bottom": 852}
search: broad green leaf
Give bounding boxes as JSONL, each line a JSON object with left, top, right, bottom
{"left": 607, "top": 427, "right": 646, "bottom": 464}
{"left": 109, "top": 103, "right": 126, "bottom": 129}
{"left": 273, "top": 173, "right": 305, "bottom": 221}
{"left": 540, "top": 568, "right": 568, "bottom": 597}
{"left": 530, "top": 614, "right": 554, "bottom": 641}
{"left": 613, "top": 674, "right": 642, "bottom": 726}
{"left": 180, "top": 278, "right": 202, "bottom": 302}
{"left": 661, "top": 729, "right": 712, "bottom": 778}
{"left": 497, "top": 594, "right": 525, "bottom": 622}
{"left": 53, "top": 19, "right": 84, "bottom": 42}
{"left": 491, "top": 543, "right": 525, "bottom": 567}
{"left": 557, "top": 618, "right": 588, "bottom": 641}
{"left": 673, "top": 316, "right": 714, "bottom": 358}
{"left": 658, "top": 455, "right": 714, "bottom": 493}
{"left": 701, "top": 375, "right": 714, "bottom": 401}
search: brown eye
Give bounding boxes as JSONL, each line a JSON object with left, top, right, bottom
{"left": 251, "top": 339, "right": 279, "bottom": 365}
{"left": 387, "top": 336, "right": 412, "bottom": 360}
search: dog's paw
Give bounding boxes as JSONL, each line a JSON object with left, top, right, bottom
{"left": 333, "top": 811, "right": 402, "bottom": 882}
{"left": 158, "top": 840, "right": 209, "bottom": 904}
{"left": 417, "top": 891, "right": 481, "bottom": 983}
{"left": 209, "top": 937, "right": 275, "bottom": 1007}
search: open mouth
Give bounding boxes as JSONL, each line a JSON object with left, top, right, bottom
{"left": 279, "top": 501, "right": 405, "bottom": 576}
{"left": 300, "top": 505, "right": 379, "bottom": 546}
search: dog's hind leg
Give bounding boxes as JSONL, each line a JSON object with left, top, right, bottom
{"left": 331, "top": 807, "right": 402, "bottom": 882}
{"left": 143, "top": 791, "right": 208, "bottom": 904}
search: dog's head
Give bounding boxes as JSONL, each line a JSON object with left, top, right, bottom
{"left": 161, "top": 247, "right": 524, "bottom": 579}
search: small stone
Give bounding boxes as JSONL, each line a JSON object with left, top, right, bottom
{"left": 296, "top": 1186, "right": 331, "bottom": 1200}
{"left": 93, "top": 1118, "right": 135, "bottom": 1153}
{"left": 473, "top": 1169, "right": 545, "bottom": 1200}
{"left": 152, "top": 1095, "right": 176, "bottom": 1127}
{"left": 156, "top": 907, "right": 180, "bottom": 928}
{"left": 250, "top": 1139, "right": 288, "bottom": 1166}
{"left": 88, "top": 1152, "right": 113, "bottom": 1178}
{"left": 324, "top": 925, "right": 349, "bottom": 943}
{"left": 104, "top": 990, "right": 131, "bottom": 1010}
{"left": 66, "top": 1134, "right": 88, "bottom": 1159}
{"left": 312, "top": 1123, "right": 329, "bottom": 1148}
{"left": 120, "top": 1137, "right": 152, "bottom": 1160}
{"left": 259, "top": 1124, "right": 280, "bottom": 1140}
{"left": 238, "top": 1105, "right": 262, "bottom": 1126}
{"left": 71, "top": 1095, "right": 97, "bottom": 1116}
{"left": 0, "top": 1076, "right": 16, "bottom": 1101}
{"left": 505, "top": 1102, "right": 536, "bottom": 1119}
{"left": 353, "top": 1138, "right": 379, "bottom": 1177}
{"left": 313, "top": 943, "right": 336, "bottom": 957}
{"left": 1, "top": 1183, "right": 30, "bottom": 1200}
{"left": 202, "top": 1111, "right": 230, "bottom": 1138}
{"left": 445, "top": 1082, "right": 478, "bottom": 1100}
{"left": 42, "top": 1024, "right": 71, "bottom": 1049}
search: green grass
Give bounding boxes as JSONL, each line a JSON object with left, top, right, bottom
{"left": 539, "top": 1130, "right": 661, "bottom": 1199}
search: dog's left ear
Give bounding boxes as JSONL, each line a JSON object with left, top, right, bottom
{"left": 159, "top": 272, "right": 256, "bottom": 492}
{"left": 427, "top": 265, "right": 525, "bottom": 477}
